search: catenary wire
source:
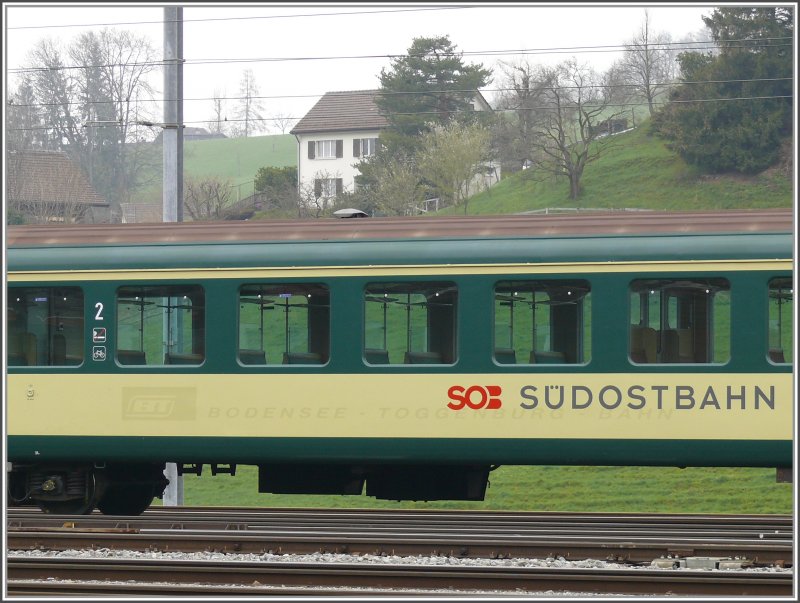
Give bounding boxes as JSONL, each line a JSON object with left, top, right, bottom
{"left": 7, "top": 38, "right": 791, "bottom": 74}
{"left": 7, "top": 78, "right": 793, "bottom": 111}
{"left": 7, "top": 94, "right": 792, "bottom": 132}
{"left": 4, "top": 5, "right": 478, "bottom": 30}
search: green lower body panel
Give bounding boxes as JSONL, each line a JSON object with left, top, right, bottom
{"left": 7, "top": 436, "right": 791, "bottom": 468}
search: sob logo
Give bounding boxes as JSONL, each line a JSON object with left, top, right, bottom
{"left": 447, "top": 385, "right": 502, "bottom": 410}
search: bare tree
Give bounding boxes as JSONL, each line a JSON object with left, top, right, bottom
{"left": 416, "top": 120, "right": 493, "bottom": 215}
{"left": 492, "top": 59, "right": 550, "bottom": 171}
{"left": 271, "top": 112, "right": 296, "bottom": 135}
{"left": 19, "top": 29, "right": 158, "bottom": 213}
{"left": 365, "top": 151, "right": 425, "bottom": 216}
{"left": 207, "top": 89, "right": 228, "bottom": 136}
{"left": 674, "top": 25, "right": 720, "bottom": 63}
{"left": 183, "top": 176, "right": 234, "bottom": 220}
{"left": 531, "top": 58, "right": 624, "bottom": 201}
{"left": 24, "top": 39, "right": 75, "bottom": 151}
{"left": 300, "top": 169, "right": 344, "bottom": 218}
{"left": 615, "top": 10, "right": 676, "bottom": 115}
{"left": 234, "top": 69, "right": 265, "bottom": 137}
{"left": 6, "top": 79, "right": 46, "bottom": 152}
{"left": 297, "top": 181, "right": 322, "bottom": 219}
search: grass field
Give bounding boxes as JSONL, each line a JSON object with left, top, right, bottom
{"left": 170, "top": 465, "right": 793, "bottom": 514}
{"left": 449, "top": 126, "right": 793, "bottom": 215}
{"left": 130, "top": 121, "right": 792, "bottom": 213}
{"left": 134, "top": 134, "right": 296, "bottom": 204}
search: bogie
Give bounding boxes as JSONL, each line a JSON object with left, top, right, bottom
{"left": 8, "top": 463, "right": 167, "bottom": 516}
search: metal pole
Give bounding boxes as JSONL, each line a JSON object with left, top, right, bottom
{"left": 162, "top": 5, "right": 184, "bottom": 507}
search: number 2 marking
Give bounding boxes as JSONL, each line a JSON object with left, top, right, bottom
{"left": 94, "top": 302, "right": 105, "bottom": 321}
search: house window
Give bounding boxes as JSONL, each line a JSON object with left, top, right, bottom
{"left": 314, "top": 178, "right": 343, "bottom": 198}
{"left": 353, "top": 137, "right": 378, "bottom": 158}
{"left": 316, "top": 140, "right": 337, "bottom": 158}
{"left": 321, "top": 178, "right": 337, "bottom": 197}
{"left": 308, "top": 139, "right": 343, "bottom": 159}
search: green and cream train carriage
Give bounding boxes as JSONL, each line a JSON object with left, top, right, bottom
{"left": 5, "top": 209, "right": 794, "bottom": 514}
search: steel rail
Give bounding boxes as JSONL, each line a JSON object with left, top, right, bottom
{"left": 8, "top": 529, "right": 791, "bottom": 567}
{"left": 8, "top": 507, "right": 793, "bottom": 532}
{"left": 6, "top": 580, "right": 522, "bottom": 598}
{"left": 7, "top": 508, "right": 793, "bottom": 566}
{"left": 6, "top": 557, "right": 794, "bottom": 596}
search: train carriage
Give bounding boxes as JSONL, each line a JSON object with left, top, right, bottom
{"left": 5, "top": 209, "right": 794, "bottom": 515}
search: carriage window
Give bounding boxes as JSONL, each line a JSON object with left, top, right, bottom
{"left": 494, "top": 280, "right": 590, "bottom": 365}
{"left": 238, "top": 284, "right": 329, "bottom": 365}
{"left": 7, "top": 287, "right": 84, "bottom": 366}
{"left": 629, "top": 278, "right": 730, "bottom": 364}
{"left": 116, "top": 285, "right": 205, "bottom": 366}
{"left": 768, "top": 278, "right": 792, "bottom": 364}
{"left": 364, "top": 282, "right": 457, "bottom": 365}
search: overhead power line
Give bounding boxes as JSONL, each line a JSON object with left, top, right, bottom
{"left": 5, "top": 5, "right": 476, "bottom": 30}
{"left": 7, "top": 38, "right": 793, "bottom": 74}
{"left": 6, "top": 94, "right": 793, "bottom": 133}
{"left": 7, "top": 78, "right": 793, "bottom": 111}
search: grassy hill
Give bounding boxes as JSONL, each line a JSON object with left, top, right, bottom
{"left": 139, "top": 124, "right": 792, "bottom": 213}
{"left": 134, "top": 134, "right": 296, "bottom": 204}
{"left": 451, "top": 125, "right": 793, "bottom": 214}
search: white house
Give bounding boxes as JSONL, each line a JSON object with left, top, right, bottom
{"left": 290, "top": 90, "right": 388, "bottom": 201}
{"left": 290, "top": 89, "right": 498, "bottom": 205}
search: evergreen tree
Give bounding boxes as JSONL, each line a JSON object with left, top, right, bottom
{"left": 652, "top": 7, "right": 792, "bottom": 174}
{"left": 375, "top": 35, "right": 492, "bottom": 155}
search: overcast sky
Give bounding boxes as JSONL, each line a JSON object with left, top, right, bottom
{"left": 4, "top": 2, "right": 720, "bottom": 134}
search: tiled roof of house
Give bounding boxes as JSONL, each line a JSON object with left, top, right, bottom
{"left": 290, "top": 90, "right": 389, "bottom": 135}
{"left": 7, "top": 150, "right": 108, "bottom": 206}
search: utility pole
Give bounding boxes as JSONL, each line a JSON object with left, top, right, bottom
{"left": 162, "top": 5, "right": 184, "bottom": 506}
{"left": 163, "top": 5, "right": 184, "bottom": 222}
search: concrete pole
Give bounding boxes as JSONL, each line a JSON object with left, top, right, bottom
{"left": 162, "top": 5, "right": 183, "bottom": 223}
{"left": 162, "top": 6, "right": 184, "bottom": 506}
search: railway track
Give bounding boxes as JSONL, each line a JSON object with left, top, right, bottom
{"left": 7, "top": 507, "right": 793, "bottom": 567}
{"left": 6, "top": 556, "right": 793, "bottom": 597}
{"left": 7, "top": 507, "right": 794, "bottom": 596}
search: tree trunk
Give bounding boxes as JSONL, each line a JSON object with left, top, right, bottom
{"left": 569, "top": 174, "right": 581, "bottom": 200}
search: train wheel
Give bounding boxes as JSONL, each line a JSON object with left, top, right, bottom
{"left": 97, "top": 483, "right": 156, "bottom": 516}
{"left": 37, "top": 469, "right": 99, "bottom": 515}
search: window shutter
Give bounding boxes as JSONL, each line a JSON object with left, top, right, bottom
{"left": 308, "top": 141, "right": 315, "bottom": 159}
{"left": 336, "top": 179, "right": 343, "bottom": 196}
{"left": 335, "top": 140, "right": 343, "bottom": 158}
{"left": 314, "top": 179, "right": 322, "bottom": 198}
{"left": 353, "top": 139, "right": 360, "bottom": 157}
